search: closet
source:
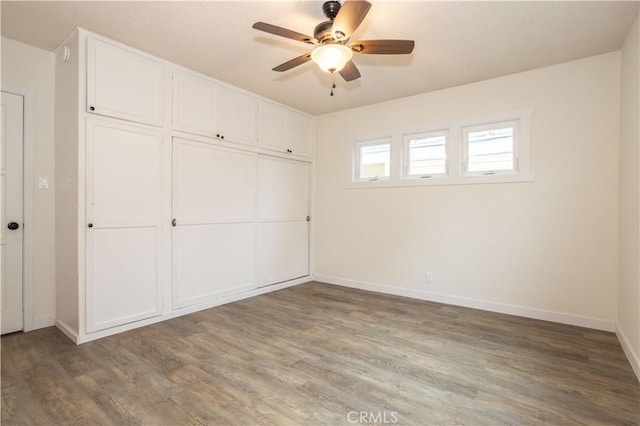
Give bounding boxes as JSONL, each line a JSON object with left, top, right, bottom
{"left": 55, "top": 28, "right": 313, "bottom": 343}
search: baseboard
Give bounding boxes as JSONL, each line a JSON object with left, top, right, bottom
{"left": 32, "top": 315, "right": 55, "bottom": 330}
{"left": 54, "top": 319, "right": 79, "bottom": 344}
{"left": 72, "top": 276, "right": 313, "bottom": 344}
{"left": 616, "top": 324, "right": 640, "bottom": 383}
{"left": 313, "top": 275, "right": 616, "bottom": 332}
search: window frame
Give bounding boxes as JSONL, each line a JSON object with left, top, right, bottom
{"left": 351, "top": 137, "right": 393, "bottom": 183}
{"left": 461, "top": 120, "right": 520, "bottom": 177}
{"left": 402, "top": 129, "right": 449, "bottom": 180}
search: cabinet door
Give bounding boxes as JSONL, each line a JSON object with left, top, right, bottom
{"left": 172, "top": 70, "right": 218, "bottom": 138}
{"left": 172, "top": 138, "right": 256, "bottom": 308}
{"left": 85, "top": 119, "right": 165, "bottom": 333}
{"left": 256, "top": 155, "right": 309, "bottom": 285}
{"left": 286, "top": 110, "right": 312, "bottom": 157}
{"left": 258, "top": 101, "right": 312, "bottom": 157}
{"left": 258, "top": 100, "right": 286, "bottom": 152}
{"left": 218, "top": 86, "right": 257, "bottom": 146}
{"left": 87, "top": 38, "right": 165, "bottom": 127}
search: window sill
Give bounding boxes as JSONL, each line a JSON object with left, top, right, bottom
{"left": 345, "top": 173, "right": 534, "bottom": 189}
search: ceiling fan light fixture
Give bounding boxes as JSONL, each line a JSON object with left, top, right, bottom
{"left": 311, "top": 43, "right": 353, "bottom": 73}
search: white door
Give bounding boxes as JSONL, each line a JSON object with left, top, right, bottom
{"left": 256, "top": 155, "right": 309, "bottom": 285}
{"left": 85, "top": 119, "right": 164, "bottom": 332}
{"left": 1, "top": 92, "right": 24, "bottom": 334}
{"left": 172, "top": 138, "right": 256, "bottom": 309}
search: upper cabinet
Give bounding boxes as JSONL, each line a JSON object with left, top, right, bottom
{"left": 258, "top": 101, "right": 313, "bottom": 157}
{"left": 86, "top": 38, "right": 165, "bottom": 127}
{"left": 172, "top": 70, "right": 257, "bottom": 146}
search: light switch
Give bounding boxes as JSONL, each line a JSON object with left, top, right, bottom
{"left": 38, "top": 176, "right": 49, "bottom": 189}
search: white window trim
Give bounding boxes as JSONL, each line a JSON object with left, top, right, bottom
{"left": 346, "top": 108, "right": 534, "bottom": 189}
{"left": 461, "top": 119, "right": 520, "bottom": 177}
{"left": 402, "top": 129, "right": 449, "bottom": 180}
{"left": 350, "top": 137, "right": 393, "bottom": 183}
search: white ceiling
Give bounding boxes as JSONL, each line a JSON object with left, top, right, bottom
{"left": 2, "top": 1, "right": 638, "bottom": 115}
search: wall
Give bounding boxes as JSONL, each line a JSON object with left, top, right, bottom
{"left": 315, "top": 52, "right": 621, "bottom": 330}
{"left": 1, "top": 37, "right": 56, "bottom": 329}
{"left": 617, "top": 11, "right": 640, "bottom": 380}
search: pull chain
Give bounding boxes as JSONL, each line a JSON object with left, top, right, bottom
{"left": 330, "top": 72, "right": 336, "bottom": 96}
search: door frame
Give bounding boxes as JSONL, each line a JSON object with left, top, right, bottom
{"left": 2, "top": 86, "right": 35, "bottom": 332}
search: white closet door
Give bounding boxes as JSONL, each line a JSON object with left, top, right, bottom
{"left": 257, "top": 221, "right": 308, "bottom": 286}
{"left": 87, "top": 38, "right": 165, "bottom": 127}
{"left": 85, "top": 119, "right": 164, "bottom": 333}
{"left": 172, "top": 138, "right": 256, "bottom": 309}
{"left": 257, "top": 156, "right": 309, "bottom": 221}
{"left": 256, "top": 155, "right": 309, "bottom": 286}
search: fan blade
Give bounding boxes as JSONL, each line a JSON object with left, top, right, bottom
{"left": 331, "top": 1, "right": 372, "bottom": 40}
{"left": 252, "top": 22, "right": 317, "bottom": 44}
{"left": 273, "top": 53, "right": 312, "bottom": 72}
{"left": 339, "top": 60, "right": 361, "bottom": 81}
{"left": 350, "top": 40, "right": 415, "bottom": 55}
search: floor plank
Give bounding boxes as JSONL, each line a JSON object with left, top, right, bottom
{"left": 2, "top": 282, "right": 638, "bottom": 425}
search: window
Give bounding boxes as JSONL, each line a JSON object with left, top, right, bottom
{"left": 354, "top": 138, "right": 391, "bottom": 181}
{"left": 347, "top": 108, "right": 533, "bottom": 187}
{"left": 462, "top": 121, "right": 519, "bottom": 175}
{"left": 403, "top": 131, "right": 447, "bottom": 179}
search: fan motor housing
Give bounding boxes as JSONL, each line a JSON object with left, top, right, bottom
{"left": 314, "top": 20, "right": 335, "bottom": 43}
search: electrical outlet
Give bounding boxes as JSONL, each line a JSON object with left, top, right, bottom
{"left": 425, "top": 272, "right": 432, "bottom": 285}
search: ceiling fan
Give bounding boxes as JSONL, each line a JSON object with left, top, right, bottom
{"left": 252, "top": 0, "right": 415, "bottom": 87}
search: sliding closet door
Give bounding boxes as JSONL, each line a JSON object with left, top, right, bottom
{"left": 172, "top": 138, "right": 256, "bottom": 309}
{"left": 256, "top": 155, "right": 309, "bottom": 286}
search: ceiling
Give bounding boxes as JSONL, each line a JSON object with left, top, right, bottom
{"left": 2, "top": 1, "right": 638, "bottom": 115}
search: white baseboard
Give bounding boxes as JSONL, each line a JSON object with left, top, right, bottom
{"left": 32, "top": 315, "right": 55, "bottom": 330}
{"left": 55, "top": 319, "right": 79, "bottom": 344}
{"left": 313, "top": 274, "right": 615, "bottom": 332}
{"left": 61, "top": 276, "right": 312, "bottom": 344}
{"left": 616, "top": 324, "right": 640, "bottom": 383}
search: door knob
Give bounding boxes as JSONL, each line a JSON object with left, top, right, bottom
{"left": 7, "top": 222, "right": 19, "bottom": 230}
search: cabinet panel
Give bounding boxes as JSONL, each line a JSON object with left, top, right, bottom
{"left": 286, "top": 110, "right": 312, "bottom": 156}
{"left": 87, "top": 38, "right": 164, "bottom": 126}
{"left": 257, "top": 221, "right": 309, "bottom": 286}
{"left": 258, "top": 101, "right": 286, "bottom": 150}
{"left": 218, "top": 87, "right": 257, "bottom": 146}
{"left": 173, "top": 223, "right": 255, "bottom": 309}
{"left": 172, "top": 70, "right": 217, "bottom": 137}
{"left": 87, "top": 227, "right": 161, "bottom": 332}
{"left": 173, "top": 138, "right": 255, "bottom": 223}
{"left": 85, "top": 119, "right": 164, "bottom": 332}
{"left": 90, "top": 124, "right": 164, "bottom": 226}
{"left": 257, "top": 156, "right": 309, "bottom": 221}
{"left": 258, "top": 101, "right": 312, "bottom": 157}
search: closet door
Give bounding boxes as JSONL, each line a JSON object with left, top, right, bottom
{"left": 85, "top": 119, "right": 165, "bottom": 333}
{"left": 256, "top": 155, "right": 309, "bottom": 285}
{"left": 172, "top": 138, "right": 256, "bottom": 309}
{"left": 86, "top": 38, "right": 165, "bottom": 127}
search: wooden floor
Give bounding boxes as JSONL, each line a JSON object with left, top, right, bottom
{"left": 2, "top": 282, "right": 639, "bottom": 425}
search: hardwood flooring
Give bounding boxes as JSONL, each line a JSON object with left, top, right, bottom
{"left": 2, "top": 282, "right": 639, "bottom": 425}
